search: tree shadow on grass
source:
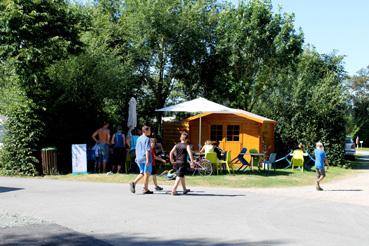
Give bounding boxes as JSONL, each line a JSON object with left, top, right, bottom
{"left": 0, "top": 223, "right": 289, "bottom": 246}
{"left": 0, "top": 186, "right": 24, "bottom": 193}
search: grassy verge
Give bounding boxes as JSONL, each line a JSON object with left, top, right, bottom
{"left": 45, "top": 166, "right": 355, "bottom": 189}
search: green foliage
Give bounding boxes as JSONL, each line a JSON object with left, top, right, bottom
{"left": 117, "top": 0, "right": 219, "bottom": 126}
{"left": 46, "top": 47, "right": 138, "bottom": 144}
{"left": 0, "top": 0, "right": 84, "bottom": 98}
{"left": 0, "top": 0, "right": 353, "bottom": 174}
{"left": 0, "top": 0, "right": 86, "bottom": 175}
{"left": 0, "top": 62, "right": 42, "bottom": 175}
{"left": 347, "top": 66, "right": 369, "bottom": 146}
{"left": 207, "top": 0, "right": 303, "bottom": 111}
{"left": 256, "top": 49, "right": 348, "bottom": 166}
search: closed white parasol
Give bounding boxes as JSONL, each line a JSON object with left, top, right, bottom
{"left": 127, "top": 97, "right": 137, "bottom": 135}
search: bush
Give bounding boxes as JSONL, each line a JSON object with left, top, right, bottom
{"left": 0, "top": 91, "right": 43, "bottom": 176}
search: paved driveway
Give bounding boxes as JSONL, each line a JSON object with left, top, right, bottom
{"left": 1, "top": 170, "right": 369, "bottom": 246}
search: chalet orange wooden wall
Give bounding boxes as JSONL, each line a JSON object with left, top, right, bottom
{"left": 162, "top": 113, "right": 276, "bottom": 161}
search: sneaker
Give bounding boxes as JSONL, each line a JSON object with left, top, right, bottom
{"left": 143, "top": 190, "right": 154, "bottom": 195}
{"left": 183, "top": 189, "right": 190, "bottom": 195}
{"left": 155, "top": 186, "right": 163, "bottom": 191}
{"left": 171, "top": 191, "right": 179, "bottom": 196}
{"left": 318, "top": 187, "right": 324, "bottom": 191}
{"left": 129, "top": 182, "right": 135, "bottom": 193}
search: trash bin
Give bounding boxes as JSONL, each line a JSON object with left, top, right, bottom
{"left": 41, "top": 147, "right": 58, "bottom": 175}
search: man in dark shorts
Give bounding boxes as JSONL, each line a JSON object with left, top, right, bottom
{"left": 314, "top": 142, "right": 329, "bottom": 191}
{"left": 169, "top": 132, "right": 195, "bottom": 195}
{"left": 111, "top": 126, "right": 126, "bottom": 173}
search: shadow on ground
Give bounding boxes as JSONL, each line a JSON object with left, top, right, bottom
{"left": 0, "top": 223, "right": 288, "bottom": 246}
{"left": 351, "top": 158, "right": 369, "bottom": 170}
{"left": 325, "top": 189, "right": 363, "bottom": 192}
{"left": 147, "top": 191, "right": 246, "bottom": 197}
{"left": 181, "top": 193, "right": 245, "bottom": 197}
{"left": 0, "top": 187, "right": 24, "bottom": 194}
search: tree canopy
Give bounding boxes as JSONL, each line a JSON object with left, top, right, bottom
{"left": 0, "top": 0, "right": 354, "bottom": 174}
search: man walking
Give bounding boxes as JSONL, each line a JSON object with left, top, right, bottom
{"left": 129, "top": 126, "right": 153, "bottom": 194}
{"left": 314, "top": 142, "right": 329, "bottom": 191}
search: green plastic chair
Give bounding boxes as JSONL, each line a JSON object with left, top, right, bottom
{"left": 218, "top": 151, "right": 234, "bottom": 175}
{"left": 205, "top": 152, "right": 221, "bottom": 175}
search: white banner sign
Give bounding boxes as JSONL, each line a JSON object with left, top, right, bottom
{"left": 72, "top": 144, "right": 87, "bottom": 174}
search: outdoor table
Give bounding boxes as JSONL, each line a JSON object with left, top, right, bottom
{"left": 193, "top": 152, "right": 205, "bottom": 161}
{"left": 246, "top": 153, "right": 265, "bottom": 172}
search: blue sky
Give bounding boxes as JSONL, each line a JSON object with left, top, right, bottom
{"left": 231, "top": 0, "right": 369, "bottom": 75}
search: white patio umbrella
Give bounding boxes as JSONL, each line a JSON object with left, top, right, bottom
{"left": 127, "top": 97, "right": 137, "bottom": 136}
{"left": 156, "top": 97, "right": 234, "bottom": 149}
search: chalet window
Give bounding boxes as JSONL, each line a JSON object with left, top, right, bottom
{"left": 210, "top": 125, "right": 223, "bottom": 141}
{"left": 226, "top": 125, "right": 240, "bottom": 141}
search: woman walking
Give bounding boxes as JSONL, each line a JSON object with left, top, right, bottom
{"left": 169, "top": 132, "right": 195, "bottom": 195}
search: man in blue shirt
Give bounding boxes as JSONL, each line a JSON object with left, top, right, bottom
{"left": 129, "top": 126, "right": 153, "bottom": 194}
{"left": 314, "top": 142, "right": 330, "bottom": 191}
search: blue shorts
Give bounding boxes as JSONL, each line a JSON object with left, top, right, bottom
{"left": 98, "top": 144, "right": 109, "bottom": 162}
{"left": 137, "top": 162, "right": 152, "bottom": 174}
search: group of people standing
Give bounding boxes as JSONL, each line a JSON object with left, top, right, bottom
{"left": 91, "top": 122, "right": 165, "bottom": 175}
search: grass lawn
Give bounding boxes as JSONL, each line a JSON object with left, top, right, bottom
{"left": 45, "top": 165, "right": 357, "bottom": 189}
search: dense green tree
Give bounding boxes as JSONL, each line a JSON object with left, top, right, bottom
{"left": 0, "top": 0, "right": 86, "bottom": 174}
{"left": 208, "top": 0, "right": 303, "bottom": 111}
{"left": 0, "top": 0, "right": 84, "bottom": 99}
{"left": 257, "top": 49, "right": 348, "bottom": 166}
{"left": 117, "top": 0, "right": 219, "bottom": 126}
{"left": 46, "top": 47, "right": 137, "bottom": 145}
{"left": 0, "top": 0, "right": 352, "bottom": 174}
{"left": 348, "top": 66, "right": 369, "bottom": 146}
{"left": 0, "top": 61, "right": 42, "bottom": 175}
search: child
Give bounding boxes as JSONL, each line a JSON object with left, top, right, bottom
{"left": 200, "top": 140, "right": 214, "bottom": 154}
{"left": 150, "top": 138, "right": 165, "bottom": 191}
{"left": 169, "top": 132, "right": 195, "bottom": 195}
{"left": 314, "top": 142, "right": 329, "bottom": 191}
{"left": 129, "top": 126, "right": 153, "bottom": 194}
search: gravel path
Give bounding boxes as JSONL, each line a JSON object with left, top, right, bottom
{"left": 1, "top": 168, "right": 369, "bottom": 246}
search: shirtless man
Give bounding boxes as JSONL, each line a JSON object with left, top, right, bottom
{"left": 92, "top": 122, "right": 111, "bottom": 173}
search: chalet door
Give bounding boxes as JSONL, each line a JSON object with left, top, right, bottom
{"left": 223, "top": 124, "right": 242, "bottom": 160}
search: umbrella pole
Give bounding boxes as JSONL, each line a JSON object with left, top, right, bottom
{"left": 198, "top": 117, "right": 202, "bottom": 151}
